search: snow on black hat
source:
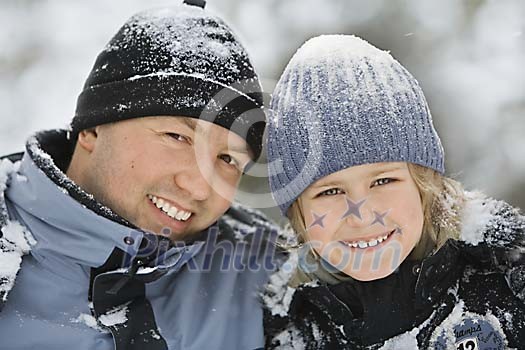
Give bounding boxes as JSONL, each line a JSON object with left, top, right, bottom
{"left": 71, "top": 4, "right": 265, "bottom": 160}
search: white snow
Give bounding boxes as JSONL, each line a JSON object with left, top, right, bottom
{"left": 310, "top": 322, "right": 321, "bottom": 342}
{"left": 272, "top": 326, "right": 306, "bottom": 350}
{"left": 0, "top": 159, "right": 36, "bottom": 302}
{"left": 292, "top": 34, "right": 392, "bottom": 65}
{"left": 262, "top": 251, "right": 299, "bottom": 317}
{"left": 429, "top": 300, "right": 466, "bottom": 347}
{"left": 109, "top": 5, "right": 250, "bottom": 87}
{"left": 98, "top": 303, "right": 129, "bottom": 327}
{"left": 281, "top": 34, "right": 417, "bottom": 118}
{"left": 136, "top": 266, "right": 158, "bottom": 274}
{"left": 149, "top": 329, "right": 161, "bottom": 340}
{"left": 503, "top": 312, "right": 513, "bottom": 327}
{"left": 0, "top": 159, "right": 17, "bottom": 192}
{"left": 460, "top": 191, "right": 502, "bottom": 245}
{"left": 0, "top": 223, "right": 35, "bottom": 301}
{"left": 379, "top": 328, "right": 420, "bottom": 349}
{"left": 0, "top": 252, "right": 23, "bottom": 301}
{"left": 71, "top": 313, "right": 107, "bottom": 332}
{"left": 2, "top": 221, "right": 37, "bottom": 252}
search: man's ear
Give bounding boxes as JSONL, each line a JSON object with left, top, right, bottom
{"left": 77, "top": 128, "right": 98, "bottom": 153}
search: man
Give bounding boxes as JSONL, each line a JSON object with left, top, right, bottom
{"left": 0, "top": 2, "right": 281, "bottom": 349}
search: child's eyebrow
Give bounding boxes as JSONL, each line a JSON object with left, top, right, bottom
{"left": 310, "top": 179, "right": 341, "bottom": 189}
{"left": 368, "top": 165, "right": 406, "bottom": 177}
{"left": 309, "top": 164, "right": 406, "bottom": 189}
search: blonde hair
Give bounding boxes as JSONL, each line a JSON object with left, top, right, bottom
{"left": 287, "top": 163, "right": 465, "bottom": 261}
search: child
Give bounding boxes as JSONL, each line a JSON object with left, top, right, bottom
{"left": 263, "top": 35, "right": 525, "bottom": 349}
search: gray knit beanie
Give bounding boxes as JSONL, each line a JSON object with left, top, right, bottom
{"left": 267, "top": 35, "right": 445, "bottom": 215}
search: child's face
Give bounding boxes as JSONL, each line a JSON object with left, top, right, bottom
{"left": 299, "top": 162, "right": 424, "bottom": 281}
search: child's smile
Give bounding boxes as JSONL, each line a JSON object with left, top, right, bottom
{"left": 338, "top": 228, "right": 396, "bottom": 249}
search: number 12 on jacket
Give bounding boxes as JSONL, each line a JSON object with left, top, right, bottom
{"left": 457, "top": 337, "right": 478, "bottom": 350}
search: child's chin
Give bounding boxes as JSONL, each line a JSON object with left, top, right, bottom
{"left": 342, "top": 264, "right": 400, "bottom": 282}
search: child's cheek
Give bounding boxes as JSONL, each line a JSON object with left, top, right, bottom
{"left": 304, "top": 211, "right": 341, "bottom": 241}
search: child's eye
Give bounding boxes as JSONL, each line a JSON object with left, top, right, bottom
{"left": 318, "top": 188, "right": 344, "bottom": 197}
{"left": 166, "top": 132, "right": 190, "bottom": 144}
{"left": 372, "top": 178, "right": 395, "bottom": 187}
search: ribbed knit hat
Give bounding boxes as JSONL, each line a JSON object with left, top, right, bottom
{"left": 267, "top": 35, "right": 445, "bottom": 215}
{"left": 71, "top": 3, "right": 265, "bottom": 160}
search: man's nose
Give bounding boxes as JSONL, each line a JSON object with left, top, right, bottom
{"left": 174, "top": 157, "right": 214, "bottom": 201}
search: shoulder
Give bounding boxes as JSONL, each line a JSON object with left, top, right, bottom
{"left": 218, "top": 202, "right": 288, "bottom": 252}
{"left": 456, "top": 191, "right": 525, "bottom": 302}
{"left": 459, "top": 190, "right": 525, "bottom": 247}
{"left": 221, "top": 202, "right": 281, "bottom": 234}
{"left": 0, "top": 155, "right": 34, "bottom": 311}
{"left": 0, "top": 155, "right": 22, "bottom": 225}
{"left": 213, "top": 202, "right": 288, "bottom": 273}
{"left": 261, "top": 250, "right": 344, "bottom": 348}
{"left": 261, "top": 249, "right": 300, "bottom": 316}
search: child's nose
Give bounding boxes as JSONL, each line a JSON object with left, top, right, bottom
{"left": 340, "top": 196, "right": 373, "bottom": 227}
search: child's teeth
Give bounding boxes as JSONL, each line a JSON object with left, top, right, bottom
{"left": 346, "top": 231, "right": 392, "bottom": 249}
{"left": 175, "top": 211, "right": 185, "bottom": 220}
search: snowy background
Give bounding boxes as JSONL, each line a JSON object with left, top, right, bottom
{"left": 1, "top": 0, "right": 524, "bottom": 220}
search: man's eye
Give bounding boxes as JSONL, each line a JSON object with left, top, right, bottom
{"left": 166, "top": 133, "right": 189, "bottom": 143}
{"left": 318, "top": 188, "right": 343, "bottom": 197}
{"left": 219, "top": 154, "right": 239, "bottom": 167}
{"left": 372, "top": 178, "right": 395, "bottom": 187}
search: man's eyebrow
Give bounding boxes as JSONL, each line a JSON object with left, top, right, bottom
{"left": 180, "top": 117, "right": 198, "bottom": 131}
{"left": 180, "top": 117, "right": 252, "bottom": 156}
{"left": 228, "top": 145, "right": 250, "bottom": 155}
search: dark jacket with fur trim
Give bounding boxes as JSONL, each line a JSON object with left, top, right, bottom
{"left": 263, "top": 193, "right": 525, "bottom": 349}
{"left": 0, "top": 130, "right": 282, "bottom": 350}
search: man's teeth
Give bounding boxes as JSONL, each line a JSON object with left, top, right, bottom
{"left": 147, "top": 195, "right": 192, "bottom": 221}
{"left": 344, "top": 232, "right": 391, "bottom": 249}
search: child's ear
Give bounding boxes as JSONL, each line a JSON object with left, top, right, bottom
{"left": 77, "top": 127, "right": 98, "bottom": 153}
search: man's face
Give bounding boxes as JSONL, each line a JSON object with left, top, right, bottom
{"left": 73, "top": 116, "right": 252, "bottom": 240}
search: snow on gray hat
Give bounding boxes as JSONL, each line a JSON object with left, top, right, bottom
{"left": 267, "top": 35, "right": 445, "bottom": 215}
{"left": 71, "top": 3, "right": 265, "bottom": 160}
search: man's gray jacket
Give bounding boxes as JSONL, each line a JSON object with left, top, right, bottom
{"left": 0, "top": 130, "right": 282, "bottom": 350}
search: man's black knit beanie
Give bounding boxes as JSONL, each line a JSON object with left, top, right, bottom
{"left": 71, "top": 3, "right": 265, "bottom": 160}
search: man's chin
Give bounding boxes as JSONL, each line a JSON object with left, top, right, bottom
{"left": 138, "top": 222, "right": 206, "bottom": 241}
